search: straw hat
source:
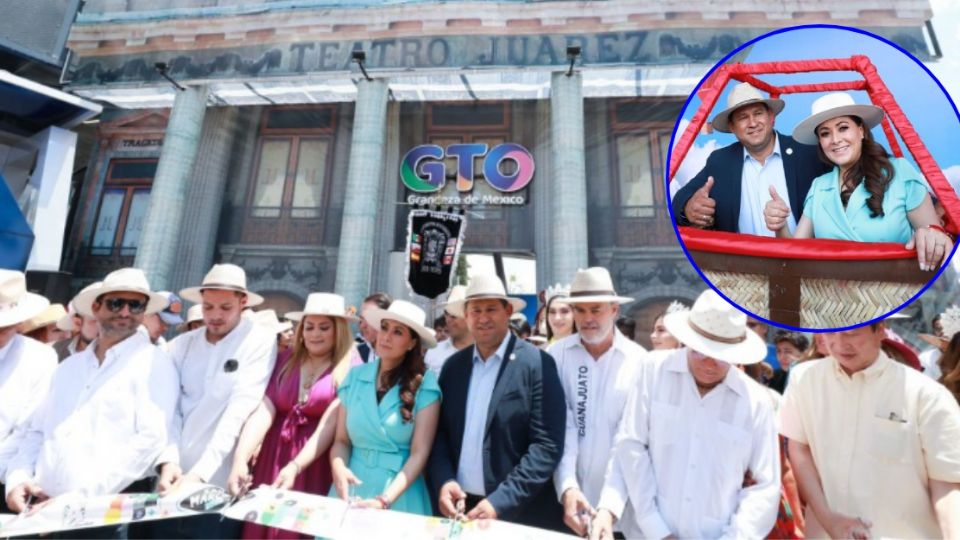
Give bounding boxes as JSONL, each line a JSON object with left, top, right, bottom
{"left": 21, "top": 303, "right": 68, "bottom": 334}
{"left": 56, "top": 303, "right": 76, "bottom": 332}
{"left": 286, "top": 293, "right": 358, "bottom": 323}
{"left": 253, "top": 309, "right": 293, "bottom": 335}
{"left": 73, "top": 268, "right": 168, "bottom": 316}
{"left": 663, "top": 289, "right": 767, "bottom": 364}
{"left": 364, "top": 300, "right": 437, "bottom": 348}
{"left": 184, "top": 304, "right": 204, "bottom": 325}
{"left": 563, "top": 267, "right": 634, "bottom": 304}
{"left": 792, "top": 92, "right": 884, "bottom": 145}
{"left": 179, "top": 264, "right": 264, "bottom": 307}
{"left": 442, "top": 285, "right": 468, "bottom": 317}
{"left": 711, "top": 82, "right": 785, "bottom": 133}
{"left": 445, "top": 274, "right": 526, "bottom": 318}
{"left": 0, "top": 270, "right": 49, "bottom": 328}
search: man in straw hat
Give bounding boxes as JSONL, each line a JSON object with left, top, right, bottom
{"left": 779, "top": 320, "right": 960, "bottom": 539}
{"left": 4, "top": 268, "right": 179, "bottom": 534}
{"left": 546, "top": 267, "right": 646, "bottom": 537}
{"left": 150, "top": 263, "right": 275, "bottom": 538}
{"left": 0, "top": 270, "right": 56, "bottom": 513}
{"left": 429, "top": 273, "right": 566, "bottom": 530}
{"left": 52, "top": 283, "right": 101, "bottom": 362}
{"left": 672, "top": 82, "right": 830, "bottom": 235}
{"left": 591, "top": 289, "right": 780, "bottom": 539}
{"left": 424, "top": 285, "right": 474, "bottom": 375}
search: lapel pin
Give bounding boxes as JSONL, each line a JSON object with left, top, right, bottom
{"left": 509, "top": 353, "right": 516, "bottom": 361}
{"left": 224, "top": 359, "right": 239, "bottom": 372}
{"left": 786, "top": 147, "right": 793, "bottom": 155}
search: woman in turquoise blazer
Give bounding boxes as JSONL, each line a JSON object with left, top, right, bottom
{"left": 764, "top": 92, "right": 952, "bottom": 271}
{"left": 329, "top": 300, "right": 440, "bottom": 515}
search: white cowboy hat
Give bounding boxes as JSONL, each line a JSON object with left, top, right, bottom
{"left": 56, "top": 302, "right": 76, "bottom": 332}
{"left": 792, "top": 92, "right": 884, "bottom": 145}
{"left": 21, "top": 303, "right": 68, "bottom": 334}
{"left": 253, "top": 309, "right": 293, "bottom": 335}
{"left": 563, "top": 267, "right": 634, "bottom": 304}
{"left": 445, "top": 274, "right": 527, "bottom": 318}
{"left": 0, "top": 270, "right": 49, "bottom": 328}
{"left": 441, "top": 285, "right": 468, "bottom": 317}
{"left": 286, "top": 292, "right": 357, "bottom": 323}
{"left": 183, "top": 304, "right": 204, "bottom": 326}
{"left": 179, "top": 264, "right": 264, "bottom": 307}
{"left": 663, "top": 289, "right": 767, "bottom": 365}
{"left": 73, "top": 268, "right": 168, "bottom": 316}
{"left": 364, "top": 299, "right": 437, "bottom": 349}
{"left": 711, "top": 82, "right": 785, "bottom": 133}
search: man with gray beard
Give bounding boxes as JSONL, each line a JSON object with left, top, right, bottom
{"left": 547, "top": 267, "right": 646, "bottom": 537}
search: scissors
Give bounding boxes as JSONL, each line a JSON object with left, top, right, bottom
{"left": 219, "top": 478, "right": 251, "bottom": 522}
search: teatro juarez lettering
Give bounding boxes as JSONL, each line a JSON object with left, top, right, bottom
{"left": 401, "top": 143, "right": 534, "bottom": 206}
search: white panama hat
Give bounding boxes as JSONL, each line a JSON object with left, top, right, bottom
{"left": 444, "top": 274, "right": 527, "bottom": 318}
{"left": 73, "top": 268, "right": 168, "bottom": 317}
{"left": 286, "top": 292, "right": 357, "bottom": 323}
{"left": 562, "top": 267, "right": 634, "bottom": 304}
{"left": 711, "top": 82, "right": 785, "bottom": 133}
{"left": 180, "top": 264, "right": 265, "bottom": 307}
{"left": 663, "top": 289, "right": 768, "bottom": 365}
{"left": 0, "top": 270, "right": 49, "bottom": 328}
{"left": 364, "top": 300, "right": 437, "bottom": 349}
{"left": 792, "top": 92, "right": 884, "bottom": 146}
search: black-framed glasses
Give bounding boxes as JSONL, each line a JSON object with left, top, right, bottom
{"left": 102, "top": 298, "right": 147, "bottom": 314}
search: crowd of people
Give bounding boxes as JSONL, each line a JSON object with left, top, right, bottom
{"left": 0, "top": 262, "right": 959, "bottom": 540}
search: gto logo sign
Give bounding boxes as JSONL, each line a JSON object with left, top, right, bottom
{"left": 400, "top": 143, "right": 535, "bottom": 194}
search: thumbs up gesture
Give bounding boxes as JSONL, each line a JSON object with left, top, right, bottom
{"left": 764, "top": 185, "right": 791, "bottom": 232}
{"left": 684, "top": 176, "right": 716, "bottom": 228}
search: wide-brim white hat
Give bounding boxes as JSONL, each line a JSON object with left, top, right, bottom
{"left": 711, "top": 82, "right": 785, "bottom": 133}
{"left": 792, "top": 92, "right": 884, "bottom": 145}
{"left": 441, "top": 285, "right": 468, "bottom": 317}
{"left": 183, "top": 304, "right": 204, "bottom": 326}
{"left": 445, "top": 274, "right": 526, "bottom": 318}
{"left": 563, "top": 267, "right": 634, "bottom": 304}
{"left": 253, "top": 309, "right": 293, "bottom": 334}
{"left": 180, "top": 263, "right": 264, "bottom": 307}
{"left": 56, "top": 303, "right": 76, "bottom": 332}
{"left": 365, "top": 299, "right": 437, "bottom": 349}
{"left": 663, "top": 289, "right": 767, "bottom": 365}
{"left": 286, "top": 292, "right": 357, "bottom": 322}
{"left": 22, "top": 303, "right": 68, "bottom": 334}
{"left": 73, "top": 268, "right": 168, "bottom": 316}
{"left": 0, "top": 269, "right": 50, "bottom": 327}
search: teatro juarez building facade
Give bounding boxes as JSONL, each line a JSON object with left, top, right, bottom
{"left": 61, "top": 0, "right": 936, "bottom": 346}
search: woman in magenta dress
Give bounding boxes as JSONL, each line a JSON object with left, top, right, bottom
{"left": 229, "top": 293, "right": 360, "bottom": 540}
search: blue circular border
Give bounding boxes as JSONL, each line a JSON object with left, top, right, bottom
{"left": 664, "top": 23, "right": 960, "bottom": 333}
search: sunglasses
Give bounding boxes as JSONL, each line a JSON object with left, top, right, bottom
{"left": 100, "top": 297, "right": 147, "bottom": 314}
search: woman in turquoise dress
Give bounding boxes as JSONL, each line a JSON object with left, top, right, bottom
{"left": 329, "top": 300, "right": 440, "bottom": 515}
{"left": 764, "top": 92, "right": 953, "bottom": 271}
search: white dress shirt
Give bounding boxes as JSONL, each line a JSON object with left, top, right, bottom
{"left": 456, "top": 332, "right": 511, "bottom": 495}
{"left": 598, "top": 348, "right": 781, "bottom": 539}
{"left": 425, "top": 338, "right": 459, "bottom": 376}
{"left": 918, "top": 347, "right": 942, "bottom": 380}
{"left": 0, "top": 335, "right": 57, "bottom": 479}
{"left": 738, "top": 137, "right": 796, "bottom": 236}
{"left": 549, "top": 330, "right": 645, "bottom": 508}
{"left": 161, "top": 317, "right": 276, "bottom": 487}
{"left": 4, "top": 331, "right": 178, "bottom": 497}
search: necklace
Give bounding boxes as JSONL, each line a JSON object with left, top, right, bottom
{"left": 299, "top": 358, "right": 331, "bottom": 403}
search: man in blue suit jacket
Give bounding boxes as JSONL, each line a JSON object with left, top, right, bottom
{"left": 428, "top": 274, "right": 566, "bottom": 531}
{"left": 672, "top": 83, "right": 831, "bottom": 234}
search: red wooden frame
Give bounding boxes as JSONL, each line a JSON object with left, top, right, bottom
{"left": 669, "top": 55, "right": 960, "bottom": 261}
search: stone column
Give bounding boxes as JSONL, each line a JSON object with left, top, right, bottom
{"left": 333, "top": 79, "right": 389, "bottom": 308}
{"left": 548, "top": 72, "right": 589, "bottom": 285}
{"left": 134, "top": 85, "right": 208, "bottom": 291}
{"left": 169, "top": 106, "right": 238, "bottom": 293}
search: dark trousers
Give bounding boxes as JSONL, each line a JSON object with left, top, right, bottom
{"left": 135, "top": 513, "right": 241, "bottom": 540}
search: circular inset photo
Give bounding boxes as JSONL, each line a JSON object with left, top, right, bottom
{"left": 667, "top": 25, "right": 960, "bottom": 330}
